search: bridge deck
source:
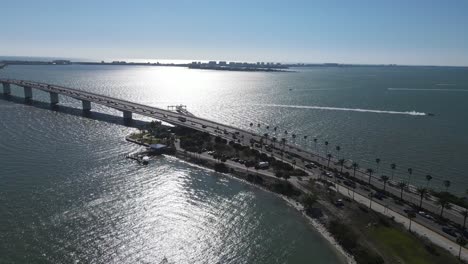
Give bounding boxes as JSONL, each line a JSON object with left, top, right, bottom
{"left": 0, "top": 79, "right": 258, "bottom": 139}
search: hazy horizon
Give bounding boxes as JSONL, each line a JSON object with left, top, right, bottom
{"left": 2, "top": 55, "right": 468, "bottom": 68}
{"left": 2, "top": 1, "right": 468, "bottom": 67}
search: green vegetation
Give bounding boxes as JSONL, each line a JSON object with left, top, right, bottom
{"left": 304, "top": 178, "right": 461, "bottom": 264}
{"left": 272, "top": 181, "right": 300, "bottom": 197}
{"left": 367, "top": 225, "right": 460, "bottom": 264}
{"left": 328, "top": 220, "right": 384, "bottom": 264}
{"left": 302, "top": 194, "right": 318, "bottom": 212}
{"left": 177, "top": 127, "right": 212, "bottom": 153}
{"left": 432, "top": 191, "right": 468, "bottom": 209}
{"left": 129, "top": 121, "right": 175, "bottom": 145}
{"left": 214, "top": 163, "right": 229, "bottom": 173}
{"left": 175, "top": 126, "right": 306, "bottom": 178}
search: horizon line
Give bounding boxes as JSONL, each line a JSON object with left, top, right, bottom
{"left": 1, "top": 54, "right": 468, "bottom": 68}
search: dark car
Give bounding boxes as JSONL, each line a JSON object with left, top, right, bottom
{"left": 442, "top": 227, "right": 457, "bottom": 237}
{"left": 334, "top": 199, "right": 345, "bottom": 207}
{"left": 403, "top": 208, "right": 416, "bottom": 214}
{"left": 343, "top": 180, "right": 356, "bottom": 188}
{"left": 373, "top": 192, "right": 386, "bottom": 200}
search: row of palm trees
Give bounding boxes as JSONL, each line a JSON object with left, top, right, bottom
{"left": 250, "top": 121, "right": 468, "bottom": 212}
{"left": 250, "top": 122, "right": 462, "bottom": 195}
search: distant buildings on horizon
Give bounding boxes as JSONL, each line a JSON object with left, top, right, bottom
{"left": 189, "top": 60, "right": 287, "bottom": 70}
{"left": 0, "top": 58, "right": 425, "bottom": 68}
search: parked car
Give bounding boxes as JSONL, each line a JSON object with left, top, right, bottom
{"left": 335, "top": 199, "right": 345, "bottom": 207}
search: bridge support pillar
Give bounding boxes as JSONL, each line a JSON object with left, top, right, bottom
{"left": 49, "top": 92, "right": 59, "bottom": 105}
{"left": 2, "top": 83, "right": 11, "bottom": 95}
{"left": 123, "top": 110, "right": 132, "bottom": 120}
{"left": 23, "top": 86, "right": 32, "bottom": 101}
{"left": 82, "top": 100, "right": 91, "bottom": 112}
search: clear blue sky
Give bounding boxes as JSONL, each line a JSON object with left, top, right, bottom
{"left": 2, "top": 0, "right": 468, "bottom": 66}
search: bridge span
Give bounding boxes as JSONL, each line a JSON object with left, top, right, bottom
{"left": 0, "top": 78, "right": 260, "bottom": 140}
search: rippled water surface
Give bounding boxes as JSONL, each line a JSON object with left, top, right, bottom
{"left": 0, "top": 66, "right": 345, "bottom": 263}
{"left": 2, "top": 65, "right": 468, "bottom": 193}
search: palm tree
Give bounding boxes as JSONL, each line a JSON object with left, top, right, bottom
{"left": 416, "top": 187, "right": 428, "bottom": 209}
{"left": 368, "top": 192, "right": 374, "bottom": 209}
{"left": 366, "top": 168, "right": 374, "bottom": 185}
{"left": 456, "top": 237, "right": 467, "bottom": 260}
{"left": 407, "top": 168, "right": 413, "bottom": 185}
{"left": 352, "top": 162, "right": 359, "bottom": 179}
{"left": 381, "top": 175, "right": 389, "bottom": 192}
{"left": 336, "top": 146, "right": 341, "bottom": 159}
{"left": 338, "top": 158, "right": 345, "bottom": 173}
{"left": 443, "top": 180, "right": 451, "bottom": 192}
{"left": 390, "top": 163, "right": 396, "bottom": 180}
{"left": 375, "top": 158, "right": 381, "bottom": 175}
{"left": 280, "top": 138, "right": 287, "bottom": 160}
{"left": 425, "top": 174, "right": 433, "bottom": 188}
{"left": 327, "top": 153, "right": 332, "bottom": 168}
{"left": 436, "top": 197, "right": 452, "bottom": 217}
{"left": 398, "top": 182, "right": 407, "bottom": 200}
{"left": 407, "top": 211, "right": 416, "bottom": 232}
{"left": 324, "top": 141, "right": 329, "bottom": 155}
{"left": 460, "top": 210, "right": 468, "bottom": 230}
{"left": 249, "top": 122, "right": 253, "bottom": 128}
{"left": 313, "top": 138, "right": 318, "bottom": 153}
{"left": 265, "top": 133, "right": 270, "bottom": 145}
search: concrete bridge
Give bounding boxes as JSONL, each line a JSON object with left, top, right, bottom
{"left": 0, "top": 79, "right": 259, "bottom": 134}
{"left": 0, "top": 79, "right": 260, "bottom": 137}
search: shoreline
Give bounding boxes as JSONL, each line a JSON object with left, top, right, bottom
{"left": 125, "top": 135, "right": 355, "bottom": 263}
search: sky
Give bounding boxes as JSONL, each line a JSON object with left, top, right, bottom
{"left": 1, "top": 0, "right": 468, "bottom": 66}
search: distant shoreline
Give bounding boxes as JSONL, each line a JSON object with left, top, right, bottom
{"left": 5, "top": 58, "right": 466, "bottom": 71}
{"left": 0, "top": 60, "right": 293, "bottom": 73}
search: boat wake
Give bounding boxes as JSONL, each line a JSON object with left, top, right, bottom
{"left": 388, "top": 88, "right": 468, "bottom": 92}
{"left": 255, "top": 104, "right": 427, "bottom": 116}
{"left": 436, "top": 83, "right": 457, "bottom": 86}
